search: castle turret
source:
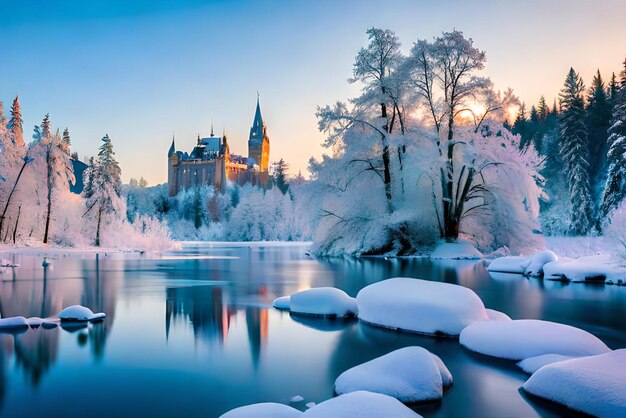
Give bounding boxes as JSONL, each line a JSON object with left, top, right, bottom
{"left": 167, "top": 135, "right": 179, "bottom": 196}
{"left": 248, "top": 96, "right": 270, "bottom": 173}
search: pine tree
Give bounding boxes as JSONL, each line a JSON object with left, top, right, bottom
{"left": 559, "top": 68, "right": 594, "bottom": 234}
{"left": 608, "top": 72, "right": 619, "bottom": 104}
{"left": 601, "top": 64, "right": 626, "bottom": 218}
{"left": 513, "top": 103, "right": 529, "bottom": 148}
{"left": 139, "top": 177, "right": 148, "bottom": 188}
{"left": 85, "top": 135, "right": 123, "bottom": 246}
{"left": 7, "top": 96, "right": 24, "bottom": 147}
{"left": 586, "top": 70, "right": 612, "bottom": 190}
{"left": 62, "top": 127, "right": 71, "bottom": 150}
{"left": 41, "top": 114, "right": 51, "bottom": 139}
{"left": 273, "top": 158, "right": 289, "bottom": 194}
{"left": 538, "top": 96, "right": 549, "bottom": 122}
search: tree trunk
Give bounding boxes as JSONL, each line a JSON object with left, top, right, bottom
{"left": 0, "top": 158, "right": 29, "bottom": 240}
{"left": 43, "top": 145, "right": 53, "bottom": 244}
{"left": 95, "top": 205, "right": 103, "bottom": 246}
{"left": 12, "top": 206, "right": 21, "bottom": 244}
{"left": 380, "top": 100, "right": 393, "bottom": 212}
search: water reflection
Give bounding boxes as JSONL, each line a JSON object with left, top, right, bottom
{"left": 0, "top": 244, "right": 623, "bottom": 418}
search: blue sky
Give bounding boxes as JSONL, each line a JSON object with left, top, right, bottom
{"left": 1, "top": 0, "right": 625, "bottom": 184}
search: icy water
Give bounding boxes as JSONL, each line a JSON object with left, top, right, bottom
{"left": 0, "top": 243, "right": 624, "bottom": 418}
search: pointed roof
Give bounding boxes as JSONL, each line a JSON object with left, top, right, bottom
{"left": 168, "top": 134, "right": 176, "bottom": 157}
{"left": 249, "top": 94, "right": 265, "bottom": 142}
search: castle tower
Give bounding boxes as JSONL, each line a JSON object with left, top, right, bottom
{"left": 167, "top": 135, "right": 179, "bottom": 196}
{"left": 248, "top": 96, "right": 270, "bottom": 173}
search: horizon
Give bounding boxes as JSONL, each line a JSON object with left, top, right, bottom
{"left": 2, "top": 0, "right": 625, "bottom": 185}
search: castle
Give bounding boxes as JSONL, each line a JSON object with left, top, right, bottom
{"left": 167, "top": 97, "right": 270, "bottom": 196}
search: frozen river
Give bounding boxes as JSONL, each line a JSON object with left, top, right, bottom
{"left": 0, "top": 243, "right": 624, "bottom": 417}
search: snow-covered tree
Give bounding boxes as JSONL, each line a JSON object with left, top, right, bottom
{"left": 272, "top": 158, "right": 289, "bottom": 194}
{"left": 0, "top": 101, "right": 5, "bottom": 125}
{"left": 83, "top": 134, "right": 125, "bottom": 246}
{"left": 62, "top": 127, "right": 71, "bottom": 149}
{"left": 558, "top": 68, "right": 594, "bottom": 235}
{"left": 601, "top": 63, "right": 626, "bottom": 218}
{"left": 7, "top": 96, "right": 24, "bottom": 147}
{"left": 586, "top": 70, "right": 612, "bottom": 194}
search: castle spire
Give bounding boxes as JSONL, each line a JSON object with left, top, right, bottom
{"left": 168, "top": 133, "right": 175, "bottom": 157}
{"left": 250, "top": 93, "right": 264, "bottom": 141}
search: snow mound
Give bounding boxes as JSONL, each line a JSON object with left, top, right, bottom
{"left": 523, "top": 350, "right": 626, "bottom": 417}
{"left": 288, "top": 287, "right": 357, "bottom": 318}
{"left": 356, "top": 278, "right": 488, "bottom": 336}
{"left": 302, "top": 391, "right": 421, "bottom": 418}
{"left": 334, "top": 346, "right": 452, "bottom": 403}
{"left": 459, "top": 319, "right": 610, "bottom": 360}
{"left": 543, "top": 255, "right": 626, "bottom": 283}
{"left": 58, "top": 305, "right": 106, "bottom": 322}
{"left": 516, "top": 353, "right": 577, "bottom": 374}
{"left": 273, "top": 296, "right": 291, "bottom": 310}
{"left": 485, "top": 309, "right": 511, "bottom": 321}
{"left": 430, "top": 241, "right": 483, "bottom": 260}
{"left": 290, "top": 395, "right": 304, "bottom": 403}
{"left": 487, "top": 256, "right": 531, "bottom": 274}
{"left": 219, "top": 403, "right": 302, "bottom": 418}
{"left": 27, "top": 317, "right": 44, "bottom": 328}
{"left": 0, "top": 316, "right": 29, "bottom": 329}
{"left": 524, "top": 250, "right": 558, "bottom": 276}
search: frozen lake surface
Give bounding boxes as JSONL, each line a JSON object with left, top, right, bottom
{"left": 0, "top": 242, "right": 624, "bottom": 417}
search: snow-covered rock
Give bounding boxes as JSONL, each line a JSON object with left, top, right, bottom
{"left": 273, "top": 296, "right": 291, "bottom": 310}
{"left": 487, "top": 250, "right": 558, "bottom": 276}
{"left": 334, "top": 346, "right": 452, "bottom": 403}
{"left": 487, "top": 255, "right": 531, "bottom": 274}
{"left": 290, "top": 395, "right": 304, "bottom": 403}
{"left": 459, "top": 319, "right": 610, "bottom": 360}
{"left": 430, "top": 241, "right": 483, "bottom": 260}
{"left": 302, "top": 391, "right": 421, "bottom": 418}
{"left": 516, "top": 353, "right": 577, "bottom": 374}
{"left": 524, "top": 250, "right": 558, "bottom": 276}
{"left": 27, "top": 317, "right": 44, "bottom": 328}
{"left": 0, "top": 316, "right": 29, "bottom": 329}
{"left": 543, "top": 255, "right": 626, "bottom": 282}
{"left": 356, "top": 278, "right": 488, "bottom": 336}
{"left": 58, "top": 305, "right": 106, "bottom": 322}
{"left": 485, "top": 309, "right": 511, "bottom": 321}
{"left": 523, "top": 350, "right": 626, "bottom": 417}
{"left": 219, "top": 403, "right": 302, "bottom": 418}
{"left": 287, "top": 287, "right": 357, "bottom": 318}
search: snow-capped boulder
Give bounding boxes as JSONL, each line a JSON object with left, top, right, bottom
{"left": 356, "top": 278, "right": 488, "bottom": 336}
{"left": 27, "top": 317, "right": 44, "bottom": 328}
{"left": 302, "top": 391, "right": 421, "bottom": 418}
{"left": 459, "top": 319, "right": 610, "bottom": 360}
{"left": 485, "top": 309, "right": 511, "bottom": 321}
{"left": 272, "top": 296, "right": 291, "bottom": 310}
{"left": 487, "top": 256, "right": 531, "bottom": 274}
{"left": 219, "top": 403, "right": 302, "bottom": 418}
{"left": 524, "top": 250, "right": 558, "bottom": 276}
{"left": 0, "top": 316, "right": 28, "bottom": 329}
{"left": 430, "top": 241, "right": 483, "bottom": 260}
{"left": 543, "top": 255, "right": 626, "bottom": 282}
{"left": 287, "top": 287, "right": 357, "bottom": 318}
{"left": 523, "top": 350, "right": 626, "bottom": 417}
{"left": 334, "top": 347, "right": 452, "bottom": 403}
{"left": 516, "top": 353, "right": 577, "bottom": 374}
{"left": 58, "top": 305, "right": 106, "bottom": 322}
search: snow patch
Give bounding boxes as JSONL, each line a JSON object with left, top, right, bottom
{"left": 302, "top": 391, "right": 421, "bottom": 418}
{"left": 485, "top": 309, "right": 511, "bottom": 321}
{"left": 286, "top": 288, "right": 357, "bottom": 318}
{"left": 523, "top": 350, "right": 626, "bottom": 417}
{"left": 334, "top": 347, "right": 452, "bottom": 403}
{"left": 543, "top": 255, "right": 626, "bottom": 283}
{"left": 516, "top": 353, "right": 577, "bottom": 374}
{"left": 524, "top": 250, "right": 558, "bottom": 276}
{"left": 459, "top": 319, "right": 610, "bottom": 360}
{"left": 290, "top": 395, "right": 304, "bottom": 403}
{"left": 357, "top": 277, "right": 488, "bottom": 336}
{"left": 430, "top": 241, "right": 483, "bottom": 260}
{"left": 273, "top": 296, "right": 291, "bottom": 310}
{"left": 0, "top": 316, "right": 28, "bottom": 329}
{"left": 219, "top": 403, "right": 302, "bottom": 418}
{"left": 487, "top": 256, "right": 531, "bottom": 274}
{"left": 58, "top": 305, "right": 106, "bottom": 322}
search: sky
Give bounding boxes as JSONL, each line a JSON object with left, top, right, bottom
{"left": 1, "top": 0, "right": 625, "bottom": 185}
